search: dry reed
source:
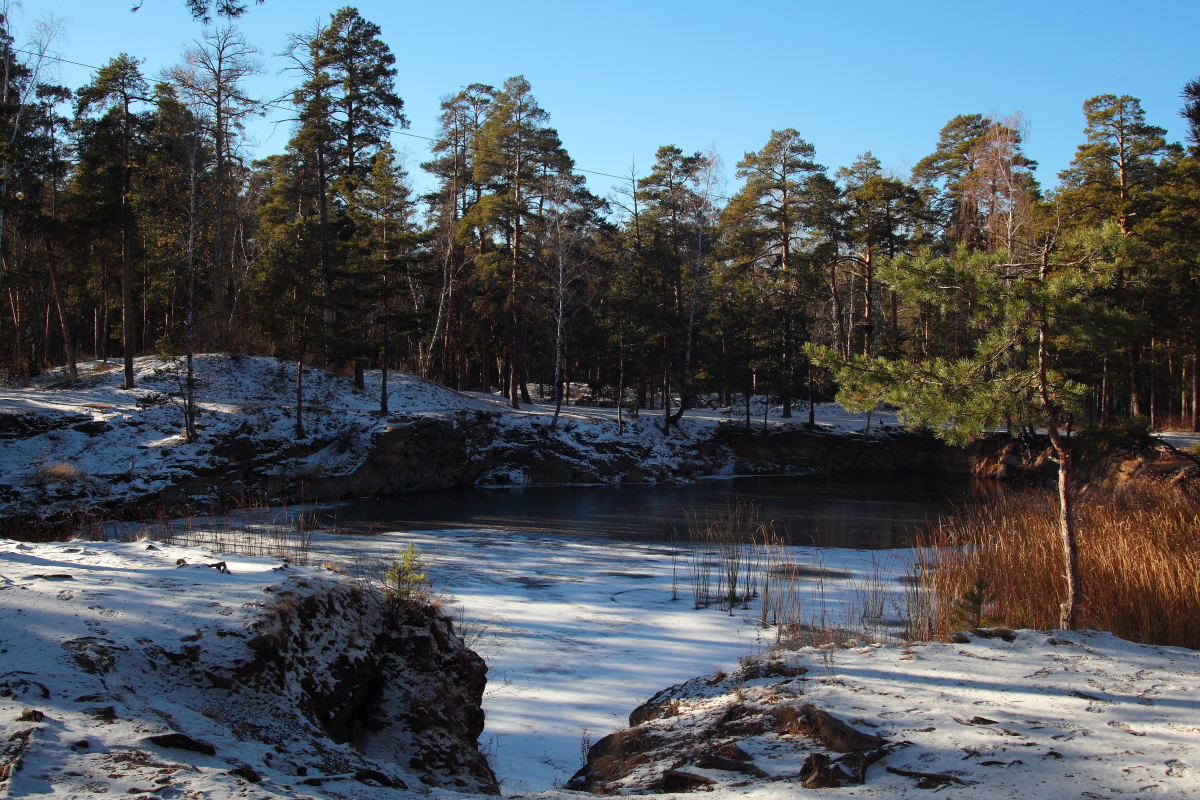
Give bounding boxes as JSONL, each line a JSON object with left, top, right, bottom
{"left": 683, "top": 500, "right": 765, "bottom": 613}
{"left": 912, "top": 480, "right": 1200, "bottom": 649}
{"left": 78, "top": 495, "right": 318, "bottom": 566}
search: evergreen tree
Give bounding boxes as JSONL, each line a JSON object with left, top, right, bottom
{"left": 77, "top": 55, "right": 149, "bottom": 389}
{"left": 836, "top": 153, "right": 923, "bottom": 356}
{"left": 471, "top": 75, "right": 571, "bottom": 407}
{"left": 724, "top": 129, "right": 823, "bottom": 416}
{"left": 1058, "top": 95, "right": 1168, "bottom": 237}
{"left": 913, "top": 114, "right": 990, "bottom": 246}
{"left": 809, "top": 223, "right": 1140, "bottom": 629}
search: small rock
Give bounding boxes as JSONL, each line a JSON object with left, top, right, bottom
{"left": 17, "top": 708, "right": 45, "bottom": 722}
{"left": 147, "top": 732, "right": 216, "bottom": 756}
{"left": 799, "top": 753, "right": 850, "bottom": 788}
{"left": 660, "top": 769, "right": 716, "bottom": 793}
{"left": 355, "top": 768, "right": 397, "bottom": 788}
{"left": 229, "top": 765, "right": 262, "bottom": 783}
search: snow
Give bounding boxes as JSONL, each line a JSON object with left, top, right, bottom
{"left": 0, "top": 355, "right": 489, "bottom": 514}
{"left": 0, "top": 538, "right": 462, "bottom": 799}
{"left": 1158, "top": 431, "right": 1200, "bottom": 452}
{"left": 5, "top": 357, "right": 1197, "bottom": 797}
{"left": 6, "top": 531, "right": 1196, "bottom": 798}
{"left": 576, "top": 630, "right": 1200, "bottom": 798}
{"left": 0, "top": 354, "right": 899, "bottom": 515}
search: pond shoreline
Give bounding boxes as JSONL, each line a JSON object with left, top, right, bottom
{"left": 4, "top": 356, "right": 1195, "bottom": 535}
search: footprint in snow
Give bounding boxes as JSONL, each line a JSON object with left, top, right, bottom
{"left": 1107, "top": 720, "right": 1146, "bottom": 736}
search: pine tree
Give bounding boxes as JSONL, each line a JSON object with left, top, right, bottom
{"left": 77, "top": 55, "right": 149, "bottom": 390}
{"left": 286, "top": 7, "right": 407, "bottom": 389}
{"left": 912, "top": 114, "right": 990, "bottom": 246}
{"left": 836, "top": 153, "right": 923, "bottom": 356}
{"left": 724, "top": 129, "right": 824, "bottom": 416}
{"left": 1059, "top": 95, "right": 1168, "bottom": 237}
{"left": 808, "top": 223, "right": 1141, "bottom": 630}
{"left": 471, "top": 75, "right": 570, "bottom": 407}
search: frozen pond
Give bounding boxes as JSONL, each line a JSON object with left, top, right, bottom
{"left": 130, "top": 474, "right": 975, "bottom": 792}
{"left": 308, "top": 526, "right": 908, "bottom": 794}
{"left": 294, "top": 475, "right": 974, "bottom": 791}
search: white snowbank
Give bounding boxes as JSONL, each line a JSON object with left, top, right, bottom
{"left": 0, "top": 539, "right": 444, "bottom": 798}
{"left": 3, "top": 535, "right": 1198, "bottom": 798}
{"left": 573, "top": 631, "right": 1200, "bottom": 797}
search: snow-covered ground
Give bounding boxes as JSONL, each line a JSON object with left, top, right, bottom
{"left": 1159, "top": 431, "right": 1200, "bottom": 451}
{"left": 6, "top": 531, "right": 1197, "bottom": 799}
{"left": 308, "top": 528, "right": 882, "bottom": 794}
{"left": 0, "top": 355, "right": 493, "bottom": 514}
{"left": 573, "top": 630, "right": 1200, "bottom": 798}
{"left": 0, "top": 539, "right": 479, "bottom": 800}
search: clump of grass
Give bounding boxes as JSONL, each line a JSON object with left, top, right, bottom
{"left": 684, "top": 500, "right": 764, "bottom": 613}
{"left": 32, "top": 461, "right": 87, "bottom": 485}
{"left": 913, "top": 480, "right": 1200, "bottom": 648}
{"left": 142, "top": 496, "right": 315, "bottom": 566}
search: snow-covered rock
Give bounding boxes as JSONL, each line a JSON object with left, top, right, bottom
{"left": 569, "top": 630, "right": 1200, "bottom": 797}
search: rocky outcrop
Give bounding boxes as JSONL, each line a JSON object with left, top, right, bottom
{"left": 717, "top": 425, "right": 975, "bottom": 475}
{"left": 209, "top": 576, "right": 499, "bottom": 793}
{"left": 475, "top": 420, "right": 722, "bottom": 486}
{"left": 266, "top": 411, "right": 499, "bottom": 502}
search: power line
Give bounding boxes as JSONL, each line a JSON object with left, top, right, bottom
{"left": 14, "top": 45, "right": 635, "bottom": 184}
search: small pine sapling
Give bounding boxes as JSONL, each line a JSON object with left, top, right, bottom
{"left": 382, "top": 544, "right": 430, "bottom": 607}
{"left": 951, "top": 577, "right": 1000, "bottom": 630}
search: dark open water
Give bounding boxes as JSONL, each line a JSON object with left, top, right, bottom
{"left": 328, "top": 473, "right": 979, "bottom": 549}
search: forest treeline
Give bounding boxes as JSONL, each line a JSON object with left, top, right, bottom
{"left": 2, "top": 6, "right": 1199, "bottom": 435}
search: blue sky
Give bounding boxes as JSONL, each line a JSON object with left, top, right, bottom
{"left": 19, "top": 0, "right": 1200, "bottom": 198}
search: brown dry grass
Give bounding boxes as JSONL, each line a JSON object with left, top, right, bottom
{"left": 32, "top": 461, "right": 87, "bottom": 484}
{"left": 911, "top": 480, "right": 1200, "bottom": 649}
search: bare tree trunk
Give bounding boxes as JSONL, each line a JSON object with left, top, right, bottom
{"left": 1193, "top": 305, "right": 1199, "bottom": 432}
{"left": 1130, "top": 345, "right": 1141, "bottom": 417}
{"left": 294, "top": 341, "right": 306, "bottom": 439}
{"left": 318, "top": 144, "right": 333, "bottom": 359}
{"left": 380, "top": 270, "right": 389, "bottom": 415}
{"left": 480, "top": 330, "right": 490, "bottom": 393}
{"left": 1101, "top": 355, "right": 1110, "bottom": 427}
{"left": 617, "top": 323, "right": 625, "bottom": 435}
{"left": 807, "top": 361, "right": 816, "bottom": 427}
{"left": 745, "top": 362, "right": 752, "bottom": 434}
{"left": 184, "top": 148, "right": 198, "bottom": 443}
{"left": 862, "top": 248, "right": 874, "bottom": 358}
{"left": 1041, "top": 313, "right": 1079, "bottom": 630}
{"left": 1149, "top": 336, "right": 1157, "bottom": 429}
{"left": 550, "top": 252, "right": 565, "bottom": 430}
{"left": 781, "top": 322, "right": 792, "bottom": 418}
{"left": 122, "top": 136, "right": 135, "bottom": 390}
{"left": 47, "top": 261, "right": 76, "bottom": 379}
